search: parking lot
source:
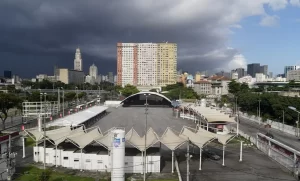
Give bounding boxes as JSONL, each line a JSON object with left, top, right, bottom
{"left": 177, "top": 143, "right": 296, "bottom": 181}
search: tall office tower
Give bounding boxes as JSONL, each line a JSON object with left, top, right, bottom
{"left": 268, "top": 72, "right": 273, "bottom": 78}
{"left": 284, "top": 66, "right": 300, "bottom": 78}
{"left": 117, "top": 42, "right": 177, "bottom": 87}
{"left": 247, "top": 63, "right": 261, "bottom": 77}
{"left": 74, "top": 48, "right": 83, "bottom": 71}
{"left": 236, "top": 68, "right": 245, "bottom": 78}
{"left": 108, "top": 72, "right": 114, "bottom": 83}
{"left": 260, "top": 65, "right": 268, "bottom": 75}
{"left": 89, "top": 64, "right": 98, "bottom": 79}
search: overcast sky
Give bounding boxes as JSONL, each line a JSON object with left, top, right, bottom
{"left": 1, "top": 0, "right": 299, "bottom": 78}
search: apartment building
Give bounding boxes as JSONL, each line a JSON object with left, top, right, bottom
{"left": 287, "top": 69, "right": 300, "bottom": 81}
{"left": 117, "top": 42, "right": 177, "bottom": 87}
{"left": 208, "top": 76, "right": 230, "bottom": 96}
{"left": 193, "top": 80, "right": 212, "bottom": 95}
{"left": 57, "top": 69, "right": 85, "bottom": 84}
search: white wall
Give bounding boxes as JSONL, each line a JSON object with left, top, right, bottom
{"left": 34, "top": 146, "right": 161, "bottom": 173}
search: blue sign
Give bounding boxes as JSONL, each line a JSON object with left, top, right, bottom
{"left": 114, "top": 138, "right": 121, "bottom": 147}
{"left": 122, "top": 138, "right": 125, "bottom": 142}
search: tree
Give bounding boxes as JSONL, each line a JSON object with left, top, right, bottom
{"left": 121, "top": 84, "right": 139, "bottom": 97}
{"left": 0, "top": 93, "right": 22, "bottom": 130}
{"left": 228, "top": 80, "right": 241, "bottom": 95}
{"left": 64, "top": 92, "right": 76, "bottom": 102}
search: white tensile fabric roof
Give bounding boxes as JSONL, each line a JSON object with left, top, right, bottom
{"left": 25, "top": 128, "right": 44, "bottom": 142}
{"left": 179, "top": 127, "right": 215, "bottom": 148}
{"left": 160, "top": 128, "right": 187, "bottom": 150}
{"left": 24, "top": 126, "right": 235, "bottom": 150}
{"left": 67, "top": 127, "right": 103, "bottom": 149}
{"left": 216, "top": 134, "right": 235, "bottom": 145}
{"left": 188, "top": 105, "right": 235, "bottom": 123}
{"left": 95, "top": 131, "right": 113, "bottom": 149}
{"left": 125, "top": 128, "right": 159, "bottom": 151}
{"left": 47, "top": 126, "right": 83, "bottom": 145}
{"left": 47, "top": 106, "right": 108, "bottom": 127}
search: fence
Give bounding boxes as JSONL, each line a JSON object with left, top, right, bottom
{"left": 240, "top": 113, "right": 298, "bottom": 136}
{"left": 236, "top": 128, "right": 299, "bottom": 176}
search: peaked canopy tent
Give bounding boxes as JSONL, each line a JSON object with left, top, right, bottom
{"left": 125, "top": 127, "right": 159, "bottom": 152}
{"left": 95, "top": 131, "right": 113, "bottom": 150}
{"left": 179, "top": 126, "right": 216, "bottom": 171}
{"left": 65, "top": 127, "right": 103, "bottom": 171}
{"left": 67, "top": 127, "right": 103, "bottom": 149}
{"left": 24, "top": 128, "right": 45, "bottom": 143}
{"left": 160, "top": 127, "right": 187, "bottom": 173}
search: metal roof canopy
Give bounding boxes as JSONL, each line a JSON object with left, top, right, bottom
{"left": 47, "top": 106, "right": 108, "bottom": 127}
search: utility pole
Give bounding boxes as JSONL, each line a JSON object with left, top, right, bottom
{"left": 144, "top": 94, "right": 149, "bottom": 181}
{"left": 6, "top": 135, "right": 12, "bottom": 181}
{"left": 186, "top": 139, "right": 190, "bottom": 181}
{"left": 61, "top": 87, "right": 65, "bottom": 117}
{"left": 283, "top": 110, "right": 285, "bottom": 131}
{"left": 58, "top": 88, "right": 60, "bottom": 111}
{"left": 258, "top": 100, "right": 261, "bottom": 125}
{"left": 43, "top": 93, "right": 47, "bottom": 170}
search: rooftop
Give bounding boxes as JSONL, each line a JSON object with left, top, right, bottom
{"left": 92, "top": 107, "right": 195, "bottom": 136}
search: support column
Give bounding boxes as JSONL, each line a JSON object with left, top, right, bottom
{"left": 36, "top": 142, "right": 39, "bottom": 162}
{"left": 80, "top": 149, "right": 83, "bottom": 171}
{"left": 172, "top": 150, "right": 174, "bottom": 173}
{"left": 186, "top": 140, "right": 190, "bottom": 181}
{"left": 22, "top": 137, "right": 26, "bottom": 158}
{"left": 239, "top": 141, "right": 243, "bottom": 162}
{"left": 268, "top": 140, "right": 271, "bottom": 156}
{"left": 55, "top": 146, "right": 58, "bottom": 167}
{"left": 38, "top": 117, "right": 42, "bottom": 132}
{"left": 199, "top": 147, "right": 202, "bottom": 170}
{"left": 207, "top": 123, "right": 209, "bottom": 131}
{"left": 222, "top": 145, "right": 225, "bottom": 166}
{"left": 141, "top": 151, "right": 144, "bottom": 174}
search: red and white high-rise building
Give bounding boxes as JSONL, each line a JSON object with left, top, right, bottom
{"left": 117, "top": 42, "right": 177, "bottom": 87}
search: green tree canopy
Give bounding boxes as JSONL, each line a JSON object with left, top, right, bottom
{"left": 0, "top": 93, "right": 22, "bottom": 129}
{"left": 162, "top": 83, "right": 199, "bottom": 100}
{"left": 236, "top": 91, "right": 300, "bottom": 125}
{"left": 121, "top": 84, "right": 139, "bottom": 97}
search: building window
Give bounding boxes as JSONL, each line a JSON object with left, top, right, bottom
{"left": 74, "top": 158, "right": 79, "bottom": 162}
{"left": 63, "top": 157, "right": 68, "bottom": 160}
{"left": 86, "top": 159, "right": 91, "bottom": 162}
{"left": 97, "top": 160, "right": 103, "bottom": 163}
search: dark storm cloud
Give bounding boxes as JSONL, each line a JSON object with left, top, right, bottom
{"left": 0, "top": 0, "right": 254, "bottom": 77}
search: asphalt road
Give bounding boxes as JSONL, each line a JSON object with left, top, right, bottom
{"left": 178, "top": 144, "right": 295, "bottom": 181}
{"left": 239, "top": 115, "right": 300, "bottom": 151}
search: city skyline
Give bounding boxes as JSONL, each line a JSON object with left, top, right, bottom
{"left": 1, "top": 1, "right": 300, "bottom": 78}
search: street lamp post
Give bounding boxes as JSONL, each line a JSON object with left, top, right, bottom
{"left": 75, "top": 87, "right": 79, "bottom": 105}
{"left": 288, "top": 106, "right": 300, "bottom": 137}
{"left": 258, "top": 100, "right": 261, "bottom": 125}
{"left": 61, "top": 87, "right": 64, "bottom": 117}
{"left": 144, "top": 93, "right": 149, "bottom": 181}
{"left": 98, "top": 86, "right": 101, "bottom": 105}
{"left": 40, "top": 92, "right": 47, "bottom": 170}
{"left": 57, "top": 88, "right": 60, "bottom": 111}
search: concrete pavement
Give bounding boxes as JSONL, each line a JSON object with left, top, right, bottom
{"left": 239, "top": 115, "right": 300, "bottom": 151}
